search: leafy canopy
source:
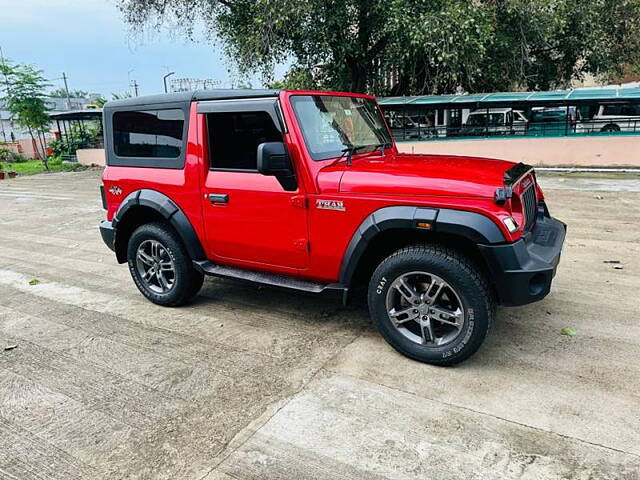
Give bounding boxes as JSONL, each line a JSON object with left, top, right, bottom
{"left": 0, "top": 61, "right": 52, "bottom": 168}
{"left": 49, "top": 87, "right": 89, "bottom": 98}
{"left": 117, "top": 0, "right": 640, "bottom": 94}
{"left": 0, "top": 62, "right": 51, "bottom": 133}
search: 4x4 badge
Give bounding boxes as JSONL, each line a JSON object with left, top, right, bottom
{"left": 109, "top": 186, "right": 122, "bottom": 196}
{"left": 316, "top": 199, "right": 345, "bottom": 211}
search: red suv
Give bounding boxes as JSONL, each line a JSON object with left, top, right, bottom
{"left": 99, "top": 89, "right": 566, "bottom": 365}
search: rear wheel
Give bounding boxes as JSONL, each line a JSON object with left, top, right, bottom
{"left": 368, "top": 244, "right": 494, "bottom": 366}
{"left": 127, "top": 222, "right": 204, "bottom": 306}
{"left": 601, "top": 124, "right": 620, "bottom": 133}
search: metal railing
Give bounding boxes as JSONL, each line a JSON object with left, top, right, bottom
{"left": 390, "top": 117, "right": 640, "bottom": 141}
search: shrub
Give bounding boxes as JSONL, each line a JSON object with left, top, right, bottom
{"left": 48, "top": 155, "right": 63, "bottom": 166}
{"left": 48, "top": 138, "right": 65, "bottom": 157}
{"left": 0, "top": 148, "right": 28, "bottom": 163}
{"left": 49, "top": 122, "right": 102, "bottom": 157}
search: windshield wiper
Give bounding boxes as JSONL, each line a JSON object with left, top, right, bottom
{"left": 360, "top": 142, "right": 390, "bottom": 159}
{"left": 337, "top": 145, "right": 369, "bottom": 167}
{"left": 335, "top": 143, "right": 389, "bottom": 167}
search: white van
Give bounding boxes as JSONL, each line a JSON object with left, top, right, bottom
{"left": 578, "top": 103, "right": 640, "bottom": 133}
{"left": 462, "top": 108, "right": 528, "bottom": 135}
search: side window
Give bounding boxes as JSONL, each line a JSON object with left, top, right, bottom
{"left": 602, "top": 104, "right": 622, "bottom": 116}
{"left": 621, "top": 104, "right": 640, "bottom": 116}
{"left": 207, "top": 111, "right": 282, "bottom": 171}
{"left": 113, "top": 109, "right": 184, "bottom": 158}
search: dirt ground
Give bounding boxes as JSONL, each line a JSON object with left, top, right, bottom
{"left": 0, "top": 169, "right": 639, "bottom": 479}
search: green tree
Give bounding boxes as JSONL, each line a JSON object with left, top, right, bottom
{"left": 117, "top": 0, "right": 640, "bottom": 95}
{"left": 472, "top": 0, "right": 640, "bottom": 92}
{"left": 111, "top": 91, "right": 133, "bottom": 100}
{"left": 0, "top": 62, "right": 52, "bottom": 169}
{"left": 268, "top": 66, "right": 318, "bottom": 90}
{"left": 93, "top": 95, "right": 109, "bottom": 107}
{"left": 49, "top": 87, "right": 89, "bottom": 98}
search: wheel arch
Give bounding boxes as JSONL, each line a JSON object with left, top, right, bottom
{"left": 112, "top": 189, "right": 205, "bottom": 263}
{"left": 601, "top": 123, "right": 621, "bottom": 132}
{"left": 339, "top": 206, "right": 504, "bottom": 288}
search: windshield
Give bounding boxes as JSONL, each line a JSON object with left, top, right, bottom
{"left": 290, "top": 95, "right": 392, "bottom": 161}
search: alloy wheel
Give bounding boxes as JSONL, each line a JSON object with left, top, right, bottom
{"left": 385, "top": 271, "right": 465, "bottom": 347}
{"left": 135, "top": 239, "right": 176, "bottom": 294}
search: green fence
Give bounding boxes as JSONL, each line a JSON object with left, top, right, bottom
{"left": 380, "top": 87, "right": 640, "bottom": 141}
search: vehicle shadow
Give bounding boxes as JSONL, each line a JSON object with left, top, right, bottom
{"left": 187, "top": 275, "right": 559, "bottom": 368}
{"left": 189, "top": 275, "right": 373, "bottom": 331}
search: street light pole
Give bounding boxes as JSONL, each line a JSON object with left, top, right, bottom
{"left": 163, "top": 71, "right": 175, "bottom": 93}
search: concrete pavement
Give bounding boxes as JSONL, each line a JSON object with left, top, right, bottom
{"left": 0, "top": 170, "right": 638, "bottom": 479}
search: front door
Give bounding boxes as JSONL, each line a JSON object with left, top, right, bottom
{"left": 200, "top": 105, "right": 309, "bottom": 270}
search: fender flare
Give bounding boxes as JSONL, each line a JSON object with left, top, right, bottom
{"left": 112, "top": 189, "right": 206, "bottom": 262}
{"left": 338, "top": 206, "right": 505, "bottom": 286}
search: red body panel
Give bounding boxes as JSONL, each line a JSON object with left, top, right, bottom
{"left": 337, "top": 153, "right": 514, "bottom": 198}
{"left": 102, "top": 90, "right": 531, "bottom": 283}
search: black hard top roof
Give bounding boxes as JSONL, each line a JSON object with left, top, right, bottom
{"left": 104, "top": 89, "right": 281, "bottom": 109}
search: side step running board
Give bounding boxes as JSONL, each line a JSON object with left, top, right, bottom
{"left": 193, "top": 260, "right": 346, "bottom": 295}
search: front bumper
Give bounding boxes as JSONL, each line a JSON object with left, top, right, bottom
{"left": 99, "top": 220, "right": 116, "bottom": 252}
{"left": 479, "top": 211, "right": 566, "bottom": 306}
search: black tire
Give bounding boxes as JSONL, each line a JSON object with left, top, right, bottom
{"left": 368, "top": 244, "right": 495, "bottom": 366}
{"left": 601, "top": 124, "right": 620, "bottom": 133}
{"left": 127, "top": 222, "right": 204, "bottom": 306}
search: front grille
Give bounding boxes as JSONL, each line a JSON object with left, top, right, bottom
{"left": 521, "top": 185, "right": 537, "bottom": 231}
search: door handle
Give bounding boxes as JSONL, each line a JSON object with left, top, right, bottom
{"left": 208, "top": 193, "right": 229, "bottom": 204}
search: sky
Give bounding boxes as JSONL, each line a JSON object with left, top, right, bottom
{"left": 0, "top": 0, "right": 288, "bottom": 97}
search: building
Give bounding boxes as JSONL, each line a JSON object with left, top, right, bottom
{"left": 0, "top": 94, "right": 101, "bottom": 143}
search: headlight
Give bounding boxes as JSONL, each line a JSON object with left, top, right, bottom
{"left": 503, "top": 216, "right": 518, "bottom": 233}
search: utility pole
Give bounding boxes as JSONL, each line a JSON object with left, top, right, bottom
{"left": 62, "top": 72, "right": 72, "bottom": 110}
{"left": 130, "top": 79, "right": 139, "bottom": 97}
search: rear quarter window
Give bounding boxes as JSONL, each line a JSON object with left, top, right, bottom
{"left": 113, "top": 109, "right": 184, "bottom": 158}
{"left": 105, "top": 103, "right": 189, "bottom": 168}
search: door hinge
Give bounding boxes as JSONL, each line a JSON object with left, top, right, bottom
{"left": 290, "top": 195, "right": 307, "bottom": 209}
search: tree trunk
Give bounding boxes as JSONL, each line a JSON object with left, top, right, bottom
{"left": 346, "top": 56, "right": 368, "bottom": 93}
{"left": 38, "top": 131, "right": 49, "bottom": 170}
{"left": 29, "top": 127, "right": 48, "bottom": 170}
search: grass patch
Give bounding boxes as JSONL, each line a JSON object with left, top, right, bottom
{"left": 1, "top": 158, "right": 87, "bottom": 176}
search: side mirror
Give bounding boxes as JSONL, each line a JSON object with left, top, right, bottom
{"left": 257, "top": 142, "right": 297, "bottom": 191}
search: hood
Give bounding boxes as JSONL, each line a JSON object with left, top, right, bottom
{"left": 336, "top": 153, "right": 516, "bottom": 198}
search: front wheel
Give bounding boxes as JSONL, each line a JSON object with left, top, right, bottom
{"left": 127, "top": 222, "right": 204, "bottom": 306}
{"left": 368, "top": 245, "right": 494, "bottom": 366}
